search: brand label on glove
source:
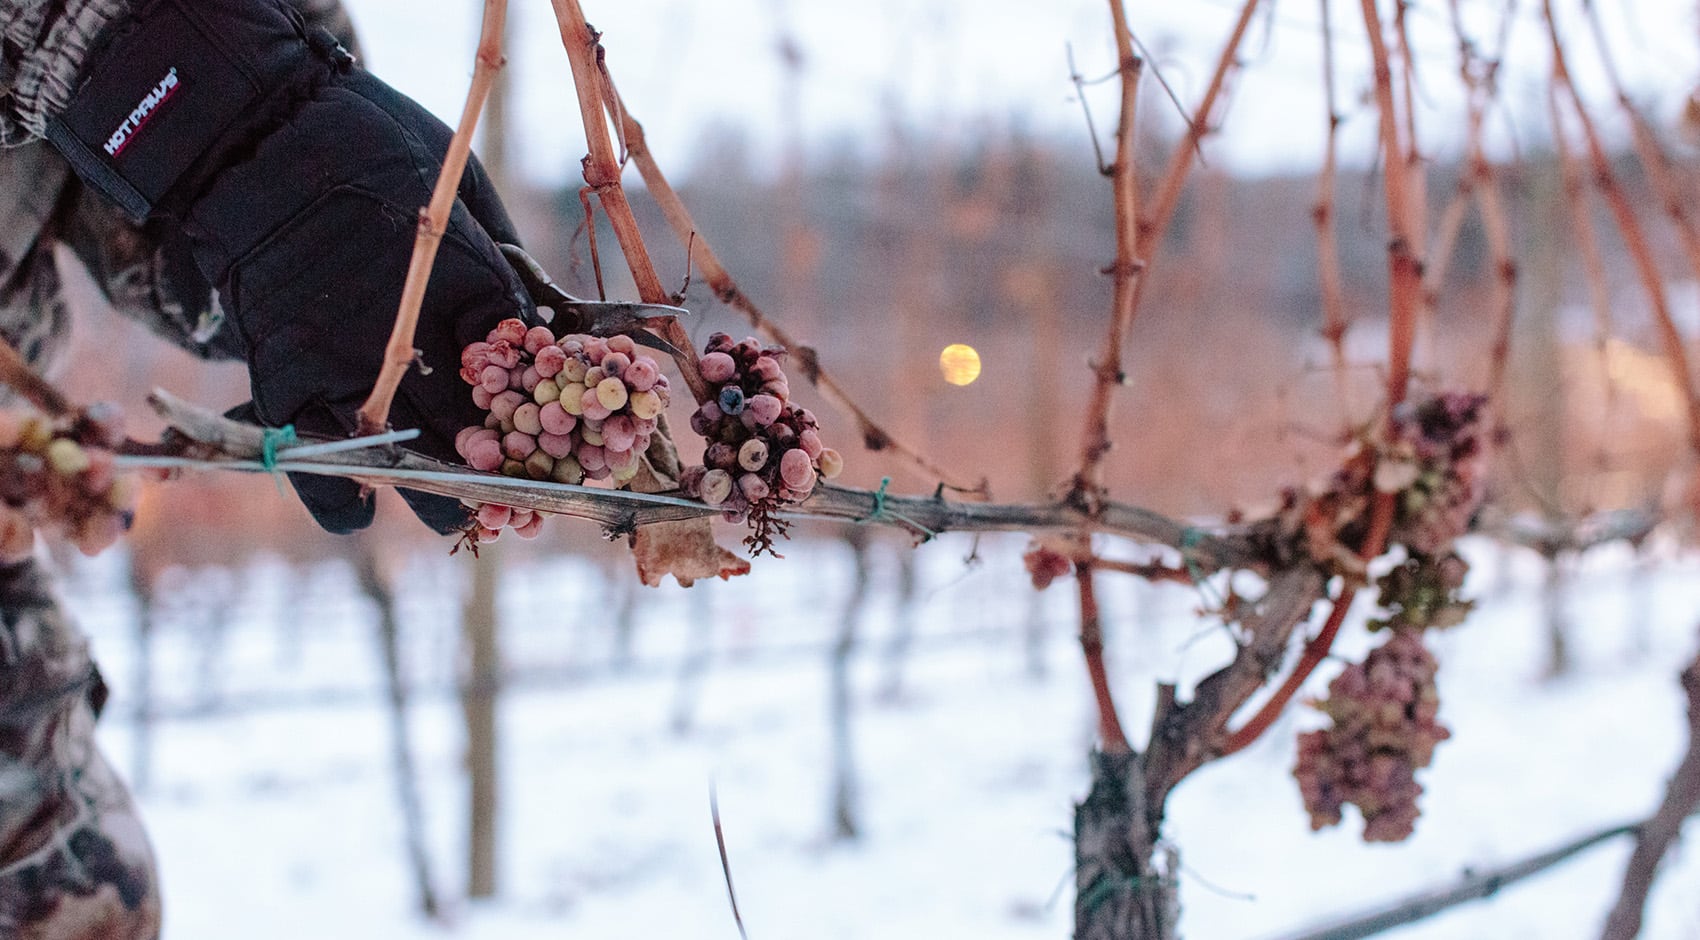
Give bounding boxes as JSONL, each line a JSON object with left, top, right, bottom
{"left": 103, "top": 67, "right": 181, "bottom": 157}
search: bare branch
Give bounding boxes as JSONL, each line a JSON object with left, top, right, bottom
{"left": 356, "top": 0, "right": 509, "bottom": 437}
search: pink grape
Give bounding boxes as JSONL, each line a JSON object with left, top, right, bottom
{"left": 750, "top": 357, "right": 784, "bottom": 384}
{"left": 584, "top": 366, "right": 606, "bottom": 388}
{"left": 461, "top": 341, "right": 492, "bottom": 368}
{"left": 476, "top": 526, "right": 502, "bottom": 543}
{"left": 477, "top": 503, "right": 512, "bottom": 529}
{"left": 539, "top": 401, "right": 576, "bottom": 436}
{"left": 705, "top": 332, "right": 735, "bottom": 354}
{"left": 534, "top": 345, "right": 567, "bottom": 377}
{"left": 514, "top": 513, "right": 546, "bottom": 539}
{"left": 798, "top": 428, "right": 824, "bottom": 459}
{"left": 738, "top": 473, "right": 769, "bottom": 501}
{"left": 560, "top": 337, "right": 586, "bottom": 357}
{"left": 596, "top": 377, "right": 629, "bottom": 411}
{"left": 700, "top": 469, "right": 734, "bottom": 506}
{"left": 513, "top": 402, "right": 544, "bottom": 436}
{"left": 700, "top": 351, "right": 737, "bottom": 383}
{"left": 579, "top": 422, "right": 604, "bottom": 446}
{"left": 576, "top": 442, "right": 608, "bottom": 472}
{"left": 455, "top": 425, "right": 483, "bottom": 455}
{"left": 507, "top": 366, "right": 526, "bottom": 391}
{"left": 486, "top": 342, "right": 521, "bottom": 369}
{"left": 480, "top": 365, "right": 509, "bottom": 394}
{"left": 607, "top": 334, "right": 637, "bottom": 355}
{"left": 509, "top": 509, "right": 535, "bottom": 529}
{"left": 490, "top": 319, "right": 528, "bottom": 345}
{"left": 780, "top": 447, "right": 814, "bottom": 489}
{"left": 584, "top": 337, "right": 608, "bottom": 363}
{"left": 738, "top": 438, "right": 769, "bottom": 471}
{"left": 502, "top": 431, "right": 537, "bottom": 460}
{"left": 744, "top": 394, "right": 782, "bottom": 427}
{"left": 762, "top": 379, "right": 790, "bottom": 401}
{"left": 483, "top": 412, "right": 502, "bottom": 431}
{"left": 733, "top": 338, "right": 762, "bottom": 360}
{"left": 524, "top": 325, "right": 555, "bottom": 355}
{"left": 490, "top": 390, "right": 525, "bottom": 422}
{"left": 466, "top": 439, "right": 503, "bottom": 471}
{"left": 624, "top": 358, "right": 659, "bottom": 391}
{"left": 460, "top": 365, "right": 482, "bottom": 386}
{"left": 602, "top": 415, "right": 638, "bottom": 452}
{"left": 538, "top": 431, "right": 576, "bottom": 459}
{"left": 605, "top": 446, "right": 639, "bottom": 472}
{"left": 580, "top": 388, "right": 613, "bottom": 421}
{"left": 521, "top": 366, "right": 542, "bottom": 393}
{"left": 472, "top": 386, "right": 494, "bottom": 409}
{"left": 601, "top": 351, "right": 631, "bottom": 378}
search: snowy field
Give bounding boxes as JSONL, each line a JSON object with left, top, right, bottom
{"left": 52, "top": 532, "right": 1700, "bottom": 939}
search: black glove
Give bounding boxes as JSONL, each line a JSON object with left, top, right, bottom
{"left": 46, "top": 0, "right": 535, "bottom": 533}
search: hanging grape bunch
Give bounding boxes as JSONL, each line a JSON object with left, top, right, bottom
{"left": 1380, "top": 391, "right": 1489, "bottom": 556}
{"left": 678, "top": 333, "right": 843, "bottom": 555}
{"left": 454, "top": 318, "right": 671, "bottom": 543}
{"left": 1292, "top": 629, "right": 1450, "bottom": 843}
{"left": 0, "top": 403, "right": 134, "bottom": 560}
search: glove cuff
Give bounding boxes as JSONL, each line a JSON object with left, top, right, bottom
{"left": 44, "top": 0, "right": 351, "bottom": 223}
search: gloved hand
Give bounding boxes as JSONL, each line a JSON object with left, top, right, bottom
{"left": 46, "top": 0, "right": 536, "bottom": 534}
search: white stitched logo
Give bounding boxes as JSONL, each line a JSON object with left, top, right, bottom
{"left": 103, "top": 67, "right": 180, "bottom": 157}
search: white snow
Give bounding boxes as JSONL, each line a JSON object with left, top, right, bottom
{"left": 54, "top": 532, "right": 1700, "bottom": 939}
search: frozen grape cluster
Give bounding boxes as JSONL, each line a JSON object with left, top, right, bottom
{"left": 677, "top": 333, "right": 842, "bottom": 555}
{"left": 1381, "top": 392, "right": 1489, "bottom": 557}
{"left": 0, "top": 403, "right": 134, "bottom": 560}
{"left": 1293, "top": 629, "right": 1450, "bottom": 843}
{"left": 455, "top": 318, "right": 671, "bottom": 543}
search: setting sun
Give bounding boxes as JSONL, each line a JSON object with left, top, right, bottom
{"left": 939, "top": 344, "right": 982, "bottom": 385}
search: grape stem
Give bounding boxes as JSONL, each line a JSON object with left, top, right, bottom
{"left": 355, "top": 0, "right": 509, "bottom": 439}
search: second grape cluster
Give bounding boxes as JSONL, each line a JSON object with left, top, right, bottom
{"left": 679, "top": 333, "right": 842, "bottom": 551}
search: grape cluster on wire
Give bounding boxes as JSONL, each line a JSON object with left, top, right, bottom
{"left": 455, "top": 318, "right": 670, "bottom": 543}
{"left": 678, "top": 333, "right": 842, "bottom": 556}
{"left": 1293, "top": 629, "right": 1450, "bottom": 843}
{"left": 0, "top": 403, "right": 134, "bottom": 560}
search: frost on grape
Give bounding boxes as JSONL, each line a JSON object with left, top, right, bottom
{"left": 0, "top": 403, "right": 135, "bottom": 560}
{"left": 679, "top": 333, "right": 842, "bottom": 557}
{"left": 1293, "top": 629, "right": 1450, "bottom": 842}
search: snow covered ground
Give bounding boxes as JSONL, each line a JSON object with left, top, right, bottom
{"left": 55, "top": 532, "right": 1700, "bottom": 939}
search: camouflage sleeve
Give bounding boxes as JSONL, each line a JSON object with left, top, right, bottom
{"left": 0, "top": 0, "right": 133, "bottom": 146}
{"left": 0, "top": 558, "right": 160, "bottom": 940}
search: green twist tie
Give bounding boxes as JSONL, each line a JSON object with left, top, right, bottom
{"left": 261, "top": 425, "right": 298, "bottom": 494}
{"left": 862, "top": 476, "right": 937, "bottom": 542}
{"left": 1178, "top": 526, "right": 1223, "bottom": 607}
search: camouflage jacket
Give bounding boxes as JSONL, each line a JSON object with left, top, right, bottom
{"left": 0, "top": 5, "right": 359, "bottom": 938}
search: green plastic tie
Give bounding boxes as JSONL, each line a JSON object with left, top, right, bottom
{"left": 862, "top": 476, "right": 937, "bottom": 542}
{"left": 261, "top": 424, "right": 298, "bottom": 494}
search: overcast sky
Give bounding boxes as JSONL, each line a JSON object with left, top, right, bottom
{"left": 338, "top": 0, "right": 1698, "bottom": 184}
